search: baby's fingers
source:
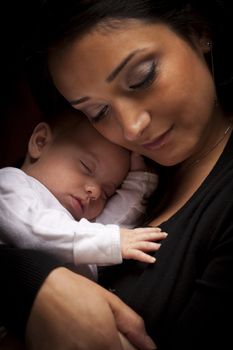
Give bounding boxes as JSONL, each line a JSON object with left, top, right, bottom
{"left": 133, "top": 227, "right": 168, "bottom": 241}
{"left": 124, "top": 242, "right": 161, "bottom": 262}
{"left": 126, "top": 249, "right": 156, "bottom": 264}
{"left": 134, "top": 241, "right": 161, "bottom": 252}
{"left": 134, "top": 227, "right": 162, "bottom": 234}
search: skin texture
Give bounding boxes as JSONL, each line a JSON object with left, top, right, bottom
{"left": 49, "top": 21, "right": 229, "bottom": 169}
{"left": 26, "top": 267, "right": 157, "bottom": 350}
{"left": 119, "top": 332, "right": 138, "bottom": 349}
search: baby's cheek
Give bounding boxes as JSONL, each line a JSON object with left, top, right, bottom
{"left": 97, "top": 198, "right": 107, "bottom": 216}
{"left": 87, "top": 199, "right": 106, "bottom": 220}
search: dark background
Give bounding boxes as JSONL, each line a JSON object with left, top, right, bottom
{"left": 1, "top": 1, "right": 43, "bottom": 168}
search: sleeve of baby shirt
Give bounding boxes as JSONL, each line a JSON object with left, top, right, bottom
{"left": 96, "top": 171, "right": 158, "bottom": 228}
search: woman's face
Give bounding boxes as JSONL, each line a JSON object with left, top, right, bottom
{"left": 49, "top": 20, "right": 217, "bottom": 166}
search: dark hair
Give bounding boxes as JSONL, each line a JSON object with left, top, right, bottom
{"left": 29, "top": 0, "right": 233, "bottom": 113}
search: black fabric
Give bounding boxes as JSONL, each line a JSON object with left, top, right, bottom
{"left": 0, "top": 246, "right": 61, "bottom": 338}
{"left": 100, "top": 132, "right": 233, "bottom": 349}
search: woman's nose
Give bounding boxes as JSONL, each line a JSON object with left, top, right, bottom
{"left": 85, "top": 182, "right": 102, "bottom": 201}
{"left": 117, "top": 107, "right": 151, "bottom": 141}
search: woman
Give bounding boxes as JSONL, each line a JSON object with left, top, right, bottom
{"left": 27, "top": 0, "right": 233, "bottom": 348}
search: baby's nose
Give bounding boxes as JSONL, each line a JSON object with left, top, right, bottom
{"left": 85, "top": 183, "right": 102, "bottom": 200}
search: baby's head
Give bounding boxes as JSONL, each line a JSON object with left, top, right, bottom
{"left": 22, "top": 110, "right": 130, "bottom": 220}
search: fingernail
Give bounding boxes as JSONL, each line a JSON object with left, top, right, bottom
{"left": 163, "top": 232, "right": 168, "bottom": 237}
{"left": 150, "top": 257, "right": 156, "bottom": 263}
{"left": 145, "top": 335, "right": 157, "bottom": 349}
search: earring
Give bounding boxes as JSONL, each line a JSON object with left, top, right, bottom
{"left": 206, "top": 40, "right": 215, "bottom": 80}
{"left": 206, "top": 40, "right": 212, "bottom": 49}
{"left": 207, "top": 41, "right": 219, "bottom": 107}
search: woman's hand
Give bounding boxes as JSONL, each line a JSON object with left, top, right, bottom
{"left": 26, "top": 267, "right": 156, "bottom": 350}
{"left": 119, "top": 332, "right": 138, "bottom": 349}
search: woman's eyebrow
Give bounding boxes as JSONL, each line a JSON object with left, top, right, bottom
{"left": 69, "top": 49, "right": 145, "bottom": 105}
{"left": 106, "top": 48, "right": 144, "bottom": 83}
{"left": 70, "top": 96, "right": 90, "bottom": 106}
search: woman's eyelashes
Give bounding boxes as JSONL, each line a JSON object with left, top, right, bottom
{"left": 81, "top": 104, "right": 110, "bottom": 124}
{"left": 128, "top": 60, "right": 156, "bottom": 90}
{"left": 81, "top": 60, "right": 157, "bottom": 123}
{"left": 89, "top": 105, "right": 110, "bottom": 124}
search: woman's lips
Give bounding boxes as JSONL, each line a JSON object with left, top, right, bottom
{"left": 142, "top": 126, "right": 173, "bottom": 150}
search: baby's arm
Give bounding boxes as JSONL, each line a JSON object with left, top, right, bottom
{"left": 0, "top": 168, "right": 164, "bottom": 272}
{"left": 96, "top": 152, "right": 158, "bottom": 228}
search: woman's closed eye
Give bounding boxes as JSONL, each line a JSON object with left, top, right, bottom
{"left": 128, "top": 60, "right": 157, "bottom": 90}
{"left": 82, "top": 104, "right": 110, "bottom": 124}
{"left": 80, "top": 60, "right": 157, "bottom": 123}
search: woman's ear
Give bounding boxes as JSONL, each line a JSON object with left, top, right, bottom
{"left": 28, "top": 122, "right": 52, "bottom": 160}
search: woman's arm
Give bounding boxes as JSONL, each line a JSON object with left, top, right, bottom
{"left": 0, "top": 245, "right": 61, "bottom": 337}
{"left": 0, "top": 245, "right": 156, "bottom": 349}
{"left": 26, "top": 267, "right": 156, "bottom": 350}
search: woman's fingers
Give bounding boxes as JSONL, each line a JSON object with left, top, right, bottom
{"left": 107, "top": 291, "right": 157, "bottom": 350}
{"left": 119, "top": 332, "right": 138, "bottom": 349}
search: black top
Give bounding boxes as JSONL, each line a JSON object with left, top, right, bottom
{"left": 0, "top": 246, "right": 61, "bottom": 337}
{"left": 100, "top": 133, "right": 233, "bottom": 349}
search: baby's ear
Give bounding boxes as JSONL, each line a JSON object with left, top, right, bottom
{"left": 28, "top": 122, "right": 52, "bottom": 159}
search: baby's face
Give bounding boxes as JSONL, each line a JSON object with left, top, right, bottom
{"left": 31, "top": 119, "right": 130, "bottom": 220}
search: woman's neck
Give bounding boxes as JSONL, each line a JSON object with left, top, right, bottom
{"left": 180, "top": 112, "right": 232, "bottom": 172}
{"left": 149, "top": 115, "right": 233, "bottom": 227}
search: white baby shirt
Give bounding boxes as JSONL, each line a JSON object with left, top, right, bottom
{"left": 0, "top": 167, "right": 158, "bottom": 279}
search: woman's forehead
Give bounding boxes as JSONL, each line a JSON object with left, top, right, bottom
{"left": 48, "top": 22, "right": 177, "bottom": 95}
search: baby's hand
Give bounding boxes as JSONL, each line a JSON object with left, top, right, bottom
{"left": 120, "top": 227, "right": 167, "bottom": 263}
